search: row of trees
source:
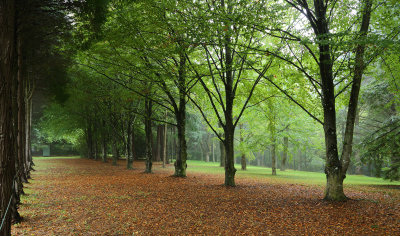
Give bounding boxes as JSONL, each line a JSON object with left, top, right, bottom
{"left": 0, "top": 0, "right": 95, "bottom": 234}
{"left": 2, "top": 0, "right": 400, "bottom": 233}
{"left": 42, "top": 0, "right": 399, "bottom": 198}
{"left": 60, "top": 0, "right": 398, "bottom": 201}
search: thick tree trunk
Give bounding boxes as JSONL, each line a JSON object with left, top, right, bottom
{"left": 224, "top": 127, "right": 236, "bottom": 186}
{"left": 0, "top": 1, "right": 17, "bottom": 234}
{"left": 313, "top": 0, "right": 371, "bottom": 201}
{"left": 173, "top": 53, "right": 188, "bottom": 177}
{"left": 281, "top": 136, "right": 288, "bottom": 171}
{"left": 309, "top": 0, "right": 346, "bottom": 201}
{"left": 174, "top": 110, "right": 187, "bottom": 177}
{"left": 144, "top": 100, "right": 153, "bottom": 173}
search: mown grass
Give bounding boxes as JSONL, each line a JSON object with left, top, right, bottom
{"left": 185, "top": 160, "right": 400, "bottom": 186}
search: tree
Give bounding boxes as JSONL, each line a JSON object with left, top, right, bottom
{"left": 187, "top": 0, "right": 274, "bottom": 186}
{"left": 0, "top": 1, "right": 18, "bottom": 234}
{"left": 249, "top": 0, "right": 394, "bottom": 200}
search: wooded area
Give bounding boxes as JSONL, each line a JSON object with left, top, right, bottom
{"left": 1, "top": 0, "right": 399, "bottom": 235}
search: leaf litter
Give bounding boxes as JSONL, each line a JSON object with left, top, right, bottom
{"left": 12, "top": 158, "right": 400, "bottom": 235}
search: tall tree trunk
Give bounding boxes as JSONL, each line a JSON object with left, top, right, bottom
{"left": 268, "top": 100, "right": 277, "bottom": 175}
{"left": 112, "top": 137, "right": 118, "bottom": 166}
{"left": 314, "top": 0, "right": 372, "bottom": 201}
{"left": 271, "top": 144, "right": 276, "bottom": 175}
{"left": 224, "top": 125, "right": 236, "bottom": 186}
{"left": 223, "top": 44, "right": 236, "bottom": 186}
{"left": 281, "top": 136, "right": 288, "bottom": 171}
{"left": 173, "top": 53, "right": 188, "bottom": 177}
{"left": 223, "top": 58, "right": 236, "bottom": 186}
{"left": 101, "top": 119, "right": 107, "bottom": 163}
{"left": 211, "top": 139, "right": 215, "bottom": 162}
{"left": 0, "top": 0, "right": 18, "bottom": 234}
{"left": 144, "top": 100, "right": 153, "bottom": 173}
{"left": 156, "top": 125, "right": 162, "bottom": 162}
{"left": 87, "top": 120, "right": 93, "bottom": 159}
{"left": 174, "top": 109, "right": 187, "bottom": 177}
{"left": 219, "top": 130, "right": 225, "bottom": 167}
{"left": 162, "top": 115, "right": 167, "bottom": 168}
{"left": 240, "top": 123, "right": 246, "bottom": 170}
{"left": 17, "top": 35, "right": 27, "bottom": 186}
{"left": 132, "top": 126, "right": 137, "bottom": 161}
{"left": 126, "top": 119, "right": 133, "bottom": 169}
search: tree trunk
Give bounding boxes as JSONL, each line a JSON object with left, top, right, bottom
{"left": 112, "top": 137, "right": 118, "bottom": 166}
{"left": 101, "top": 119, "right": 108, "bottom": 163}
{"left": 0, "top": 1, "right": 17, "bottom": 234}
{"left": 163, "top": 117, "right": 167, "bottom": 168}
{"left": 240, "top": 123, "right": 246, "bottom": 170}
{"left": 241, "top": 154, "right": 246, "bottom": 171}
{"left": 219, "top": 139, "right": 225, "bottom": 167}
{"left": 203, "top": 133, "right": 210, "bottom": 162}
{"left": 132, "top": 126, "right": 137, "bottom": 161}
{"left": 173, "top": 53, "right": 188, "bottom": 177}
{"left": 126, "top": 120, "right": 133, "bottom": 169}
{"left": 224, "top": 127, "right": 236, "bottom": 186}
{"left": 211, "top": 139, "right": 215, "bottom": 162}
{"left": 174, "top": 110, "right": 187, "bottom": 177}
{"left": 281, "top": 136, "right": 288, "bottom": 171}
{"left": 271, "top": 144, "right": 276, "bottom": 175}
{"left": 87, "top": 121, "right": 93, "bottom": 159}
{"left": 339, "top": 0, "right": 372, "bottom": 177}
{"left": 144, "top": 100, "right": 153, "bottom": 173}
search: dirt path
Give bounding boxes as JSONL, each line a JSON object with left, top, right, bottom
{"left": 12, "top": 158, "right": 400, "bottom": 235}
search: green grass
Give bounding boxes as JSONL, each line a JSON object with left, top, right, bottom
{"left": 31, "top": 156, "right": 399, "bottom": 186}
{"left": 33, "top": 156, "right": 80, "bottom": 160}
{"left": 185, "top": 160, "right": 400, "bottom": 186}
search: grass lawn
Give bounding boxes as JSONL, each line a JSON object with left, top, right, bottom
{"left": 185, "top": 160, "right": 400, "bottom": 186}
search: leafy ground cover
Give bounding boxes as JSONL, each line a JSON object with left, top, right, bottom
{"left": 12, "top": 157, "right": 400, "bottom": 235}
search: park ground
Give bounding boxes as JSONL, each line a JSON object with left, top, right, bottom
{"left": 12, "top": 157, "right": 400, "bottom": 235}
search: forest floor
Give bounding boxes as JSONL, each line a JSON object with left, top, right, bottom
{"left": 12, "top": 157, "right": 400, "bottom": 235}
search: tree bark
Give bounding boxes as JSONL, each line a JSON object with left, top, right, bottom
{"left": 162, "top": 112, "right": 167, "bottom": 168}
{"left": 111, "top": 137, "right": 118, "bottom": 166}
{"left": 173, "top": 53, "right": 188, "bottom": 177}
{"left": 281, "top": 136, "right": 288, "bottom": 171}
{"left": 240, "top": 123, "right": 246, "bottom": 170}
{"left": 174, "top": 109, "right": 187, "bottom": 177}
{"left": 340, "top": 0, "right": 372, "bottom": 176}
{"left": 271, "top": 143, "right": 276, "bottom": 175}
{"left": 101, "top": 119, "right": 108, "bottom": 163}
{"left": 144, "top": 99, "right": 153, "bottom": 173}
{"left": 0, "top": 0, "right": 18, "bottom": 234}
{"left": 126, "top": 119, "right": 133, "bottom": 169}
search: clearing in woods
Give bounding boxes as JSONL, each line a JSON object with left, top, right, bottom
{"left": 12, "top": 157, "right": 400, "bottom": 235}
